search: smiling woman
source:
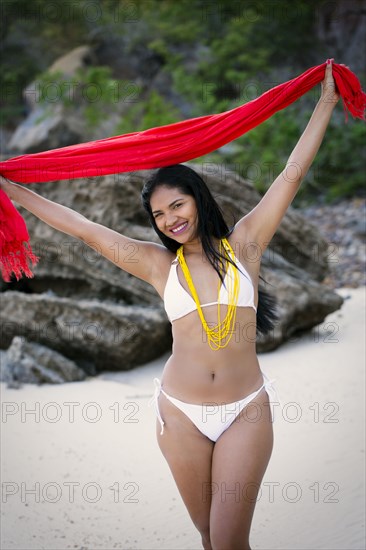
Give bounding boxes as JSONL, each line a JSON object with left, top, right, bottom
{"left": 0, "top": 61, "right": 361, "bottom": 549}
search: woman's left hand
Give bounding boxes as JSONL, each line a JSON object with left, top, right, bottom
{"left": 321, "top": 59, "right": 340, "bottom": 105}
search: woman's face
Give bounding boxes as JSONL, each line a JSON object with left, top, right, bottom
{"left": 150, "top": 185, "right": 199, "bottom": 243}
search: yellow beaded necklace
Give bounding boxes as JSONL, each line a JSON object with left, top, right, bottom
{"left": 176, "top": 238, "right": 239, "bottom": 350}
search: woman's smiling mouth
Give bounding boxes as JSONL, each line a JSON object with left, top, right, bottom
{"left": 170, "top": 222, "right": 188, "bottom": 234}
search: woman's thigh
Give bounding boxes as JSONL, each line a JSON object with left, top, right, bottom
{"left": 156, "top": 393, "right": 214, "bottom": 535}
{"left": 210, "top": 387, "right": 274, "bottom": 549}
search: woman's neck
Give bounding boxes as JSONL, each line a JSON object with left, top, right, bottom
{"left": 181, "top": 236, "right": 222, "bottom": 257}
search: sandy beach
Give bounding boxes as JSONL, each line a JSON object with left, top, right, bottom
{"left": 1, "top": 286, "right": 365, "bottom": 550}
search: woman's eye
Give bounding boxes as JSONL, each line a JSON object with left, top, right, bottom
{"left": 174, "top": 203, "right": 182, "bottom": 209}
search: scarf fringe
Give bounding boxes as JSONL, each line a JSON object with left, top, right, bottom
{"left": 0, "top": 241, "right": 39, "bottom": 282}
{"left": 0, "top": 188, "right": 39, "bottom": 281}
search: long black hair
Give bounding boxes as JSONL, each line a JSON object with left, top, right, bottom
{"left": 141, "top": 164, "right": 277, "bottom": 335}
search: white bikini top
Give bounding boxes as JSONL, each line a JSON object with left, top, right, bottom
{"left": 163, "top": 247, "right": 257, "bottom": 323}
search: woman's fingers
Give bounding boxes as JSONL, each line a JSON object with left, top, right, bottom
{"left": 321, "top": 59, "right": 340, "bottom": 102}
{"left": 323, "top": 61, "right": 335, "bottom": 84}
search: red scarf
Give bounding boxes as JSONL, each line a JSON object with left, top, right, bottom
{"left": 0, "top": 61, "right": 365, "bottom": 281}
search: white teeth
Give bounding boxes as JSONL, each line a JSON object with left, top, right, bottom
{"left": 171, "top": 223, "right": 187, "bottom": 233}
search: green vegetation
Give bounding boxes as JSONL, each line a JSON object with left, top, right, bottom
{"left": 1, "top": 0, "right": 365, "bottom": 202}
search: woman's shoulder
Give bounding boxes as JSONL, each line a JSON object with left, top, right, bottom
{"left": 149, "top": 245, "right": 177, "bottom": 297}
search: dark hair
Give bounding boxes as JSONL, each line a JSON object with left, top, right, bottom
{"left": 141, "top": 164, "right": 277, "bottom": 335}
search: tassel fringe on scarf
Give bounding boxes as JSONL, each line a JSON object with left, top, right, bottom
{"left": 0, "top": 60, "right": 365, "bottom": 281}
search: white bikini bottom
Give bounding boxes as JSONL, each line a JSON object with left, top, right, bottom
{"left": 148, "top": 370, "right": 281, "bottom": 442}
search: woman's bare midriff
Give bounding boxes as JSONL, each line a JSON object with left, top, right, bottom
{"left": 160, "top": 305, "right": 263, "bottom": 404}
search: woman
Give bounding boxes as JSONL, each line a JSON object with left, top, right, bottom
{"left": 0, "top": 61, "right": 339, "bottom": 549}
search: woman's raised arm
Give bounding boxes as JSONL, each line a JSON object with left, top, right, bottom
{"left": 0, "top": 177, "right": 88, "bottom": 240}
{"left": 233, "top": 60, "right": 340, "bottom": 253}
{"left": 0, "top": 176, "right": 168, "bottom": 285}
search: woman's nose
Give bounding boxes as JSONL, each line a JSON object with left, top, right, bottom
{"left": 166, "top": 214, "right": 178, "bottom": 227}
